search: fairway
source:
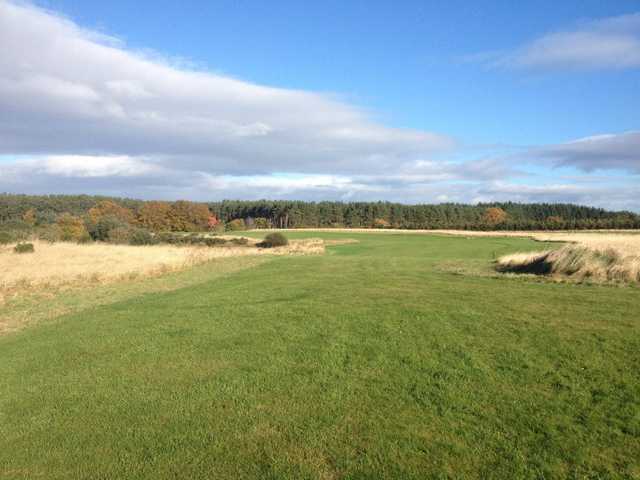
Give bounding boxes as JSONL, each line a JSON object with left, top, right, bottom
{"left": 1, "top": 232, "right": 639, "bottom": 479}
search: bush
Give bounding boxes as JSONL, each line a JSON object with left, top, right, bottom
{"left": 0, "top": 222, "right": 31, "bottom": 243}
{"left": 212, "top": 223, "right": 226, "bottom": 234}
{"left": 77, "top": 231, "right": 93, "bottom": 244}
{"left": 37, "top": 225, "right": 62, "bottom": 243}
{"left": 0, "top": 231, "right": 12, "bottom": 245}
{"left": 107, "top": 227, "right": 132, "bottom": 244}
{"left": 156, "top": 232, "right": 183, "bottom": 244}
{"left": 230, "top": 237, "right": 249, "bottom": 246}
{"left": 14, "top": 242, "right": 35, "bottom": 254}
{"left": 57, "top": 213, "right": 89, "bottom": 242}
{"left": 128, "top": 228, "right": 156, "bottom": 246}
{"left": 226, "top": 218, "right": 246, "bottom": 231}
{"left": 89, "top": 215, "right": 127, "bottom": 241}
{"left": 258, "top": 232, "right": 288, "bottom": 248}
{"left": 254, "top": 217, "right": 271, "bottom": 229}
{"left": 205, "top": 237, "right": 227, "bottom": 247}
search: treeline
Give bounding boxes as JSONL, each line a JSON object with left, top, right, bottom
{"left": 211, "top": 200, "right": 640, "bottom": 230}
{"left": 1, "top": 194, "right": 639, "bottom": 233}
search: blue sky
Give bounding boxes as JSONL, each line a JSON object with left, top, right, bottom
{"left": 1, "top": 0, "right": 639, "bottom": 209}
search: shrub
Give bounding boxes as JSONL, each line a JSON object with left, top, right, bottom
{"left": 89, "top": 215, "right": 127, "bottom": 241}
{"left": 107, "top": 226, "right": 132, "bottom": 244}
{"left": 57, "top": 213, "right": 89, "bottom": 242}
{"left": 254, "top": 217, "right": 271, "bottom": 229}
{"left": 212, "top": 223, "right": 226, "bottom": 234}
{"left": 14, "top": 242, "right": 35, "bottom": 254}
{"left": 205, "top": 237, "right": 227, "bottom": 247}
{"left": 156, "top": 232, "right": 183, "bottom": 244}
{"left": 226, "top": 218, "right": 246, "bottom": 231}
{"left": 230, "top": 237, "right": 249, "bottom": 246}
{"left": 258, "top": 232, "right": 288, "bottom": 248}
{"left": 0, "top": 221, "right": 31, "bottom": 243}
{"left": 37, "top": 225, "right": 62, "bottom": 243}
{"left": 77, "top": 231, "right": 93, "bottom": 244}
{"left": 129, "top": 228, "right": 156, "bottom": 246}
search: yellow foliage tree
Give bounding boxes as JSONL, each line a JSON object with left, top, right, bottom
{"left": 56, "top": 213, "right": 89, "bottom": 242}
{"left": 22, "top": 208, "right": 37, "bottom": 226}
{"left": 87, "top": 200, "right": 135, "bottom": 225}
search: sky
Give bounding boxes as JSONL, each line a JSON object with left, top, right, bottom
{"left": 0, "top": 0, "right": 639, "bottom": 210}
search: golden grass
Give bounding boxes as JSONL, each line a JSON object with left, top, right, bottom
{"left": 497, "top": 244, "right": 640, "bottom": 283}
{"left": 402, "top": 229, "right": 640, "bottom": 282}
{"left": 0, "top": 238, "right": 324, "bottom": 302}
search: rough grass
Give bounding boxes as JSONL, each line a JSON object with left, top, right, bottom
{"left": 1, "top": 232, "right": 638, "bottom": 479}
{"left": 0, "top": 238, "right": 324, "bottom": 302}
{"left": 492, "top": 233, "right": 640, "bottom": 284}
{"left": 498, "top": 245, "right": 640, "bottom": 283}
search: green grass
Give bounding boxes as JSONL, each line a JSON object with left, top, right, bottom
{"left": 1, "top": 232, "right": 639, "bottom": 479}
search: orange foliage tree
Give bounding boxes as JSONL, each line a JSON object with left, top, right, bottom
{"left": 167, "top": 201, "right": 211, "bottom": 231}
{"left": 207, "top": 215, "right": 220, "bottom": 229}
{"left": 137, "top": 201, "right": 173, "bottom": 231}
{"left": 483, "top": 207, "right": 508, "bottom": 226}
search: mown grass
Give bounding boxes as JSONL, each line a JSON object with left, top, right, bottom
{"left": 1, "top": 232, "right": 639, "bottom": 479}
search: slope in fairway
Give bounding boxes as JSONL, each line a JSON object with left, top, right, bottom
{"left": 1, "top": 233, "right": 639, "bottom": 479}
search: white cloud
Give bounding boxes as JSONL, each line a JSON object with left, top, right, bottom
{"left": 0, "top": 1, "right": 452, "bottom": 175}
{"left": 476, "top": 13, "right": 640, "bottom": 70}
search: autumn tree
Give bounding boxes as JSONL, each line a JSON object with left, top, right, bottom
{"left": 56, "top": 213, "right": 90, "bottom": 242}
{"left": 167, "top": 201, "right": 211, "bottom": 231}
{"left": 207, "top": 215, "right": 220, "bottom": 230}
{"left": 22, "top": 208, "right": 37, "bottom": 226}
{"left": 137, "top": 201, "right": 173, "bottom": 231}
{"left": 483, "top": 207, "right": 508, "bottom": 226}
{"left": 87, "top": 200, "right": 135, "bottom": 225}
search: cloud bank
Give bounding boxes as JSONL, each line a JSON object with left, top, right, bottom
{"left": 0, "top": 0, "right": 452, "bottom": 176}
{"left": 0, "top": 2, "right": 639, "bottom": 211}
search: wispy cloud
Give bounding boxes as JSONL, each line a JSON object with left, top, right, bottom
{"left": 472, "top": 13, "right": 640, "bottom": 71}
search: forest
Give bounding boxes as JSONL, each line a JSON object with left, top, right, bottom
{"left": 1, "top": 193, "right": 639, "bottom": 233}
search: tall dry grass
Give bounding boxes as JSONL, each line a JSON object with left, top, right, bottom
{"left": 496, "top": 244, "right": 640, "bottom": 283}
{"left": 429, "top": 230, "right": 640, "bottom": 283}
{"left": 0, "top": 238, "right": 324, "bottom": 301}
